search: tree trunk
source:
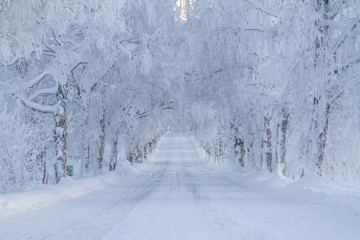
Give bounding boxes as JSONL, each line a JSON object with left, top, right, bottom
{"left": 263, "top": 116, "right": 272, "bottom": 173}
{"left": 40, "top": 147, "right": 48, "bottom": 184}
{"left": 82, "top": 139, "right": 90, "bottom": 175}
{"left": 109, "top": 133, "right": 118, "bottom": 171}
{"left": 98, "top": 110, "right": 105, "bottom": 171}
{"left": 54, "top": 84, "right": 67, "bottom": 184}
{"left": 234, "top": 138, "right": 245, "bottom": 167}
{"left": 316, "top": 103, "right": 330, "bottom": 176}
{"left": 280, "top": 110, "right": 289, "bottom": 176}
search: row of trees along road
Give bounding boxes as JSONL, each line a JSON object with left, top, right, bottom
{"left": 1, "top": 0, "right": 360, "bottom": 192}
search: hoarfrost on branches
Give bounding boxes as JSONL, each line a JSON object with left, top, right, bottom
{"left": 1, "top": 0, "right": 360, "bottom": 192}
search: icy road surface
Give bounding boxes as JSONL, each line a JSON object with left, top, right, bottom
{"left": 1, "top": 132, "right": 360, "bottom": 240}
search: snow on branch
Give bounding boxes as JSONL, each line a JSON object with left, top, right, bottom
{"left": 217, "top": 25, "right": 269, "bottom": 33}
{"left": 4, "top": 56, "right": 24, "bottom": 67}
{"left": 23, "top": 70, "right": 59, "bottom": 114}
{"left": 28, "top": 86, "right": 58, "bottom": 100}
{"left": 237, "top": 25, "right": 267, "bottom": 32}
{"left": 70, "top": 62, "right": 88, "bottom": 74}
{"left": 245, "top": 0, "right": 283, "bottom": 19}
{"left": 21, "top": 98, "right": 59, "bottom": 114}
{"left": 70, "top": 62, "right": 88, "bottom": 84}
{"left": 27, "top": 71, "right": 54, "bottom": 88}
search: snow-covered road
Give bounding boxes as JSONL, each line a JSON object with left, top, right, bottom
{"left": 1, "top": 132, "right": 360, "bottom": 240}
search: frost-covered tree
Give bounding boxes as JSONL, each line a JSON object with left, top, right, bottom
{"left": 1, "top": 0, "right": 360, "bottom": 192}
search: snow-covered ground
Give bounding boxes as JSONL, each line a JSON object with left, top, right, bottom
{"left": 1, "top": 132, "right": 359, "bottom": 240}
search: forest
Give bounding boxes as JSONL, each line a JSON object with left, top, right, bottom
{"left": 1, "top": 0, "right": 360, "bottom": 193}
